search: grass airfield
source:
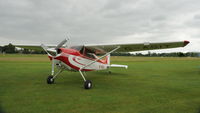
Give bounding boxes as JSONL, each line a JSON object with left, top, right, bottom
{"left": 0, "top": 54, "right": 200, "bottom": 113}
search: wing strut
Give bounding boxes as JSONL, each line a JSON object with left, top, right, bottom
{"left": 80, "top": 46, "right": 120, "bottom": 72}
{"left": 79, "top": 46, "right": 120, "bottom": 89}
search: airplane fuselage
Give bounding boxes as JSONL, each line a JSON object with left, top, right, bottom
{"left": 48, "top": 48, "right": 109, "bottom": 72}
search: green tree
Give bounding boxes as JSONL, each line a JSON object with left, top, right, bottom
{"left": 3, "top": 43, "right": 16, "bottom": 53}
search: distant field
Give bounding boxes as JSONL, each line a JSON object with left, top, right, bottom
{"left": 0, "top": 54, "right": 200, "bottom": 113}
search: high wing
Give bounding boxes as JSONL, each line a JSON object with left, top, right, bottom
{"left": 14, "top": 39, "right": 69, "bottom": 53}
{"left": 84, "top": 40, "right": 190, "bottom": 54}
{"left": 14, "top": 40, "right": 190, "bottom": 54}
{"left": 14, "top": 45, "right": 60, "bottom": 51}
{"left": 14, "top": 45, "right": 44, "bottom": 51}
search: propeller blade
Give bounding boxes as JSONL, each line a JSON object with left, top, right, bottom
{"left": 41, "top": 44, "right": 48, "bottom": 53}
{"left": 46, "top": 48, "right": 57, "bottom": 56}
{"left": 41, "top": 44, "right": 56, "bottom": 56}
{"left": 55, "top": 39, "right": 68, "bottom": 50}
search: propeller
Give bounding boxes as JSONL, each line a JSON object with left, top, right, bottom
{"left": 41, "top": 38, "right": 69, "bottom": 76}
{"left": 41, "top": 38, "right": 69, "bottom": 57}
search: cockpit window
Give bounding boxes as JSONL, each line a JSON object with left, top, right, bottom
{"left": 86, "top": 53, "right": 96, "bottom": 59}
{"left": 83, "top": 47, "right": 96, "bottom": 59}
{"left": 70, "top": 46, "right": 97, "bottom": 59}
{"left": 70, "top": 46, "right": 84, "bottom": 51}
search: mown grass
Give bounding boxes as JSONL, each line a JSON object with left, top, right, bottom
{"left": 0, "top": 54, "right": 200, "bottom": 113}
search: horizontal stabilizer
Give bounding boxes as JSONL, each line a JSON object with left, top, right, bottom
{"left": 109, "top": 64, "right": 128, "bottom": 69}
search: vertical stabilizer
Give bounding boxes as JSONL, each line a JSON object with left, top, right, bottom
{"left": 105, "top": 54, "right": 110, "bottom": 65}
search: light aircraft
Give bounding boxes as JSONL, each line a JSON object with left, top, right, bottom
{"left": 16, "top": 38, "right": 190, "bottom": 89}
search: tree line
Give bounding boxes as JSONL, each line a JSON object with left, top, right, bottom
{"left": 0, "top": 43, "right": 45, "bottom": 54}
{"left": 0, "top": 43, "right": 200, "bottom": 57}
{"left": 111, "top": 52, "right": 200, "bottom": 57}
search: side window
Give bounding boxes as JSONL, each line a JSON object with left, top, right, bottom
{"left": 84, "top": 48, "right": 96, "bottom": 59}
{"left": 86, "top": 53, "right": 96, "bottom": 59}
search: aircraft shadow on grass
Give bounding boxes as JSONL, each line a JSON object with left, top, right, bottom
{"left": 45, "top": 71, "right": 128, "bottom": 87}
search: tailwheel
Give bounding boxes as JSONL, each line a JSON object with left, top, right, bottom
{"left": 47, "top": 75, "right": 54, "bottom": 84}
{"left": 84, "top": 80, "right": 92, "bottom": 89}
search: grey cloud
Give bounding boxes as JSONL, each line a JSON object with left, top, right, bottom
{"left": 194, "top": 14, "right": 200, "bottom": 20}
{"left": 0, "top": 0, "right": 200, "bottom": 52}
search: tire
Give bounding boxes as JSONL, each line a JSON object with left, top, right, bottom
{"left": 47, "top": 75, "right": 54, "bottom": 84}
{"left": 84, "top": 80, "right": 92, "bottom": 89}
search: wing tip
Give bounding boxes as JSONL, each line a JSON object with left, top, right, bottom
{"left": 184, "top": 40, "right": 190, "bottom": 46}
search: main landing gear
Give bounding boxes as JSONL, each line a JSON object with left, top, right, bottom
{"left": 47, "top": 69, "right": 92, "bottom": 89}
{"left": 46, "top": 59, "right": 92, "bottom": 89}
{"left": 84, "top": 80, "right": 92, "bottom": 89}
{"left": 79, "top": 70, "right": 92, "bottom": 89}
{"left": 47, "top": 70, "right": 92, "bottom": 89}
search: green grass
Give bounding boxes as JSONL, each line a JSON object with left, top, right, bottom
{"left": 0, "top": 54, "right": 200, "bottom": 113}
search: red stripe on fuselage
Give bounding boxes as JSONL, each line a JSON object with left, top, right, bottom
{"left": 72, "top": 57, "right": 86, "bottom": 66}
{"left": 49, "top": 55, "right": 93, "bottom": 71}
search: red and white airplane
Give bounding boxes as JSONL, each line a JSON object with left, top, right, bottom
{"left": 16, "top": 38, "right": 190, "bottom": 89}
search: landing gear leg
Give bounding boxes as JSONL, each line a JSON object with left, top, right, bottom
{"left": 47, "top": 69, "right": 63, "bottom": 84}
{"left": 47, "top": 58, "right": 63, "bottom": 84}
{"left": 79, "top": 70, "right": 92, "bottom": 89}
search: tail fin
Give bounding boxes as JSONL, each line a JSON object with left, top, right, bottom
{"left": 105, "top": 54, "right": 128, "bottom": 69}
{"left": 105, "top": 54, "right": 110, "bottom": 65}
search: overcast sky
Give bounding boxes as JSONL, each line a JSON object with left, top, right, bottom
{"left": 0, "top": 0, "right": 200, "bottom": 53}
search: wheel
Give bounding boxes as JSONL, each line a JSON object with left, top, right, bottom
{"left": 84, "top": 80, "right": 92, "bottom": 89}
{"left": 47, "top": 75, "right": 54, "bottom": 84}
